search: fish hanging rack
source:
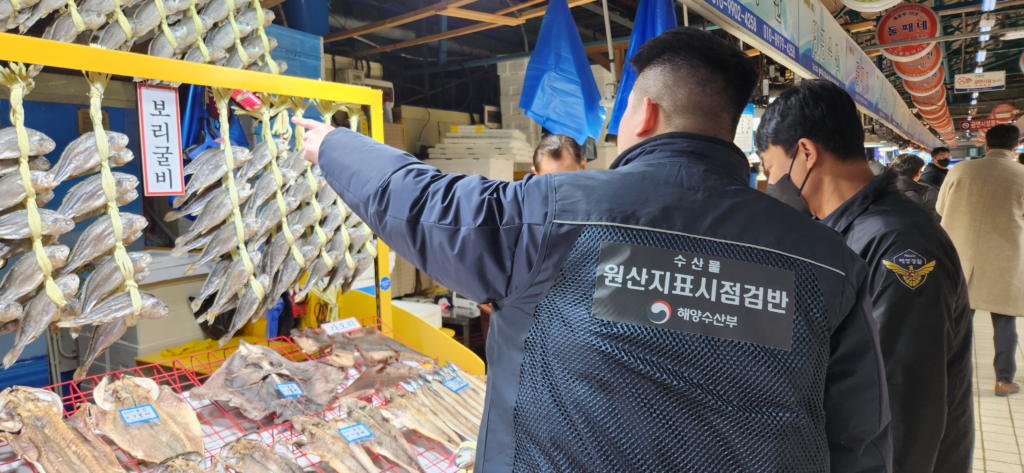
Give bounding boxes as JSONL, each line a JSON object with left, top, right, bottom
{"left": 0, "top": 31, "right": 396, "bottom": 340}
{"left": 0, "top": 328, "right": 461, "bottom": 472}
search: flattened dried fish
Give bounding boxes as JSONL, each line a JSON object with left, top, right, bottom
{"left": 155, "top": 452, "right": 206, "bottom": 473}
{"left": 0, "top": 245, "right": 69, "bottom": 303}
{"left": 0, "top": 209, "right": 73, "bottom": 240}
{"left": 3, "top": 274, "right": 78, "bottom": 369}
{"left": 289, "top": 327, "right": 332, "bottom": 355}
{"left": 58, "top": 172, "right": 139, "bottom": 223}
{"left": 350, "top": 326, "right": 434, "bottom": 365}
{"left": 60, "top": 213, "right": 147, "bottom": 276}
{"left": 89, "top": 376, "right": 204, "bottom": 463}
{"left": 217, "top": 433, "right": 304, "bottom": 473}
{"left": 338, "top": 363, "right": 422, "bottom": 400}
{"left": 381, "top": 387, "right": 461, "bottom": 448}
{"left": 0, "top": 128, "right": 54, "bottom": 160}
{"left": 56, "top": 291, "right": 168, "bottom": 327}
{"left": 79, "top": 252, "right": 152, "bottom": 316}
{"left": 185, "top": 217, "right": 258, "bottom": 274}
{"left": 0, "top": 387, "right": 122, "bottom": 472}
{"left": 189, "top": 341, "right": 348, "bottom": 421}
{"left": 339, "top": 398, "right": 427, "bottom": 473}
{"left": 291, "top": 416, "right": 374, "bottom": 473}
{"left": 50, "top": 131, "right": 129, "bottom": 184}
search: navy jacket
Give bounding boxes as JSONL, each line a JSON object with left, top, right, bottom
{"left": 824, "top": 171, "right": 973, "bottom": 473}
{"left": 919, "top": 163, "right": 948, "bottom": 189}
{"left": 319, "top": 129, "right": 892, "bottom": 472}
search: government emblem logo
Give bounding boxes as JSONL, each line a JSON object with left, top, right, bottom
{"left": 882, "top": 249, "right": 936, "bottom": 290}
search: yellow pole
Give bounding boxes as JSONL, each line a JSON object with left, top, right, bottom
{"left": 366, "top": 99, "right": 393, "bottom": 333}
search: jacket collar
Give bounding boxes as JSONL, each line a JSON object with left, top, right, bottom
{"left": 610, "top": 132, "right": 750, "bottom": 185}
{"left": 986, "top": 149, "right": 1015, "bottom": 160}
{"left": 824, "top": 170, "right": 898, "bottom": 234}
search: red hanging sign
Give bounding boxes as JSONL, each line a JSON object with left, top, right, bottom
{"left": 911, "top": 86, "right": 947, "bottom": 109}
{"left": 894, "top": 44, "right": 943, "bottom": 80}
{"left": 919, "top": 105, "right": 948, "bottom": 120}
{"left": 876, "top": 5, "right": 940, "bottom": 62}
{"left": 904, "top": 67, "right": 945, "bottom": 96}
{"left": 990, "top": 103, "right": 1017, "bottom": 124}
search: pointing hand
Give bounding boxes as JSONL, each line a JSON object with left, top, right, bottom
{"left": 291, "top": 117, "right": 335, "bottom": 165}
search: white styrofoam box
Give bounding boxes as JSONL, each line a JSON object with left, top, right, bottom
{"left": 500, "top": 74, "right": 526, "bottom": 97}
{"left": 429, "top": 151, "right": 533, "bottom": 164}
{"left": 435, "top": 142, "right": 533, "bottom": 154}
{"left": 502, "top": 114, "right": 542, "bottom": 147}
{"left": 496, "top": 57, "right": 529, "bottom": 76}
{"left": 427, "top": 157, "right": 515, "bottom": 180}
{"left": 392, "top": 300, "right": 443, "bottom": 328}
{"left": 591, "top": 141, "right": 620, "bottom": 170}
{"left": 501, "top": 94, "right": 523, "bottom": 116}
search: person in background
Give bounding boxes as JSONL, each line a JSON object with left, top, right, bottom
{"left": 890, "top": 153, "right": 939, "bottom": 219}
{"left": 1017, "top": 152, "right": 1024, "bottom": 165}
{"left": 532, "top": 134, "right": 586, "bottom": 175}
{"left": 757, "top": 80, "right": 973, "bottom": 473}
{"left": 297, "top": 28, "right": 890, "bottom": 473}
{"left": 868, "top": 154, "right": 887, "bottom": 175}
{"left": 920, "top": 147, "right": 951, "bottom": 187}
{"left": 938, "top": 124, "right": 1024, "bottom": 397}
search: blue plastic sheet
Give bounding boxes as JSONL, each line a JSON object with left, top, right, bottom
{"left": 518, "top": 0, "right": 605, "bottom": 145}
{"left": 607, "top": 0, "right": 677, "bottom": 135}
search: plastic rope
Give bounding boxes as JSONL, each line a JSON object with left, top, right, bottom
{"left": 110, "top": 0, "right": 133, "bottom": 40}
{"left": 224, "top": 0, "right": 250, "bottom": 65}
{"left": 252, "top": 3, "right": 278, "bottom": 74}
{"left": 212, "top": 88, "right": 264, "bottom": 300}
{"left": 86, "top": 72, "right": 142, "bottom": 323}
{"left": 9, "top": 0, "right": 19, "bottom": 14}
{"left": 0, "top": 64, "right": 65, "bottom": 307}
{"left": 66, "top": 0, "right": 86, "bottom": 32}
{"left": 153, "top": 0, "right": 178, "bottom": 49}
{"left": 187, "top": 0, "right": 210, "bottom": 62}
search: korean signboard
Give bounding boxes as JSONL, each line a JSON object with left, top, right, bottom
{"left": 593, "top": 242, "right": 796, "bottom": 351}
{"left": 734, "top": 104, "right": 754, "bottom": 154}
{"left": 959, "top": 118, "right": 1000, "bottom": 131}
{"left": 954, "top": 71, "right": 1006, "bottom": 93}
{"left": 137, "top": 84, "right": 184, "bottom": 196}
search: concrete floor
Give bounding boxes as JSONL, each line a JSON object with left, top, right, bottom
{"left": 973, "top": 310, "right": 1024, "bottom": 472}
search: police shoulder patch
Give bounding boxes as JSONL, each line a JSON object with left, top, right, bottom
{"left": 882, "top": 249, "right": 936, "bottom": 290}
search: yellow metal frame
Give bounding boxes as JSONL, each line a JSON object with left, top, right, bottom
{"left": 0, "top": 32, "right": 394, "bottom": 330}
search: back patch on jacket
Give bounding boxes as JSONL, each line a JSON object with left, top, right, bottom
{"left": 593, "top": 242, "right": 796, "bottom": 351}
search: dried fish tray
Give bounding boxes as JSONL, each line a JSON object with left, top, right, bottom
{"left": 0, "top": 329, "right": 463, "bottom": 472}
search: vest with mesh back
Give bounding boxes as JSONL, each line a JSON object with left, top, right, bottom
{"left": 509, "top": 224, "right": 830, "bottom": 472}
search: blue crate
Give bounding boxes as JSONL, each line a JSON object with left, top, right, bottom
{"left": 266, "top": 24, "right": 323, "bottom": 80}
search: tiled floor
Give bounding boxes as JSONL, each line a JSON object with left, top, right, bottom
{"left": 974, "top": 310, "right": 1024, "bottom": 472}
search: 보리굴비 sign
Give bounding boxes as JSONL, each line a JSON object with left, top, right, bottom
{"left": 137, "top": 84, "right": 184, "bottom": 196}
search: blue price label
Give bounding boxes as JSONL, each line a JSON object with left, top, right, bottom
{"left": 119, "top": 405, "right": 159, "bottom": 425}
{"left": 277, "top": 382, "right": 303, "bottom": 397}
{"left": 380, "top": 277, "right": 391, "bottom": 291}
{"left": 443, "top": 376, "right": 469, "bottom": 393}
{"left": 339, "top": 424, "right": 374, "bottom": 442}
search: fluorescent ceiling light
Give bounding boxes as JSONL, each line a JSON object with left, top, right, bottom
{"left": 975, "top": 67, "right": 985, "bottom": 73}
{"left": 983, "top": 0, "right": 996, "bottom": 11}
{"left": 977, "top": 50, "right": 987, "bottom": 62}
{"left": 971, "top": 99, "right": 978, "bottom": 105}
{"left": 973, "top": 92, "right": 979, "bottom": 98}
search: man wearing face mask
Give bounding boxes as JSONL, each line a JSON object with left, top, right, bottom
{"left": 920, "top": 147, "right": 951, "bottom": 188}
{"left": 296, "top": 28, "right": 891, "bottom": 473}
{"left": 757, "top": 80, "right": 973, "bottom": 473}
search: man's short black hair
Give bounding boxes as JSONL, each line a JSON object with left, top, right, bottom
{"left": 533, "top": 134, "right": 583, "bottom": 169}
{"left": 931, "top": 147, "right": 950, "bottom": 156}
{"left": 629, "top": 27, "right": 758, "bottom": 136}
{"left": 986, "top": 124, "right": 1020, "bottom": 150}
{"left": 755, "top": 80, "right": 864, "bottom": 161}
{"left": 891, "top": 153, "right": 925, "bottom": 178}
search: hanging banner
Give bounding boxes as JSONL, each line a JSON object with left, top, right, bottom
{"left": 798, "top": 0, "right": 845, "bottom": 85}
{"left": 137, "top": 84, "right": 185, "bottom": 196}
{"left": 990, "top": 103, "right": 1017, "bottom": 124}
{"left": 876, "top": 5, "right": 940, "bottom": 62}
{"left": 894, "top": 44, "right": 943, "bottom": 80}
{"left": 704, "top": 0, "right": 799, "bottom": 61}
{"left": 954, "top": 71, "right": 1006, "bottom": 93}
{"left": 903, "top": 67, "right": 945, "bottom": 96}
{"left": 959, "top": 118, "right": 1000, "bottom": 130}
{"left": 847, "top": 37, "right": 877, "bottom": 112}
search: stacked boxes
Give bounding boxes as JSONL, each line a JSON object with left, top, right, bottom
{"left": 426, "top": 126, "right": 533, "bottom": 180}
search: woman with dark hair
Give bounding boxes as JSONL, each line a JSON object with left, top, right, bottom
{"left": 891, "top": 153, "right": 939, "bottom": 220}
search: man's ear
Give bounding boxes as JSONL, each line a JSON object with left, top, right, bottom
{"left": 580, "top": 160, "right": 587, "bottom": 170}
{"left": 531, "top": 167, "right": 539, "bottom": 175}
{"left": 635, "top": 97, "right": 659, "bottom": 138}
{"left": 796, "top": 138, "right": 819, "bottom": 169}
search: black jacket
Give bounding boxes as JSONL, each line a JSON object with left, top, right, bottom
{"left": 919, "top": 163, "right": 948, "bottom": 188}
{"left": 895, "top": 176, "right": 939, "bottom": 221}
{"left": 824, "top": 171, "right": 973, "bottom": 473}
{"left": 319, "top": 129, "right": 892, "bottom": 472}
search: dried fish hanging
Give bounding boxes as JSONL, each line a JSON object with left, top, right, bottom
{"left": 84, "top": 72, "right": 142, "bottom": 325}
{"left": 224, "top": 0, "right": 251, "bottom": 65}
{"left": 199, "top": 87, "right": 264, "bottom": 323}
{"left": 249, "top": 0, "right": 278, "bottom": 74}
{"left": 184, "top": 0, "right": 210, "bottom": 62}
{"left": 151, "top": 0, "right": 179, "bottom": 50}
{"left": 0, "top": 64, "right": 65, "bottom": 307}
{"left": 290, "top": 98, "right": 338, "bottom": 272}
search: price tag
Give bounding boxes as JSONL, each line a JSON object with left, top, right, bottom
{"left": 277, "top": 382, "right": 304, "bottom": 398}
{"left": 339, "top": 424, "right": 374, "bottom": 442}
{"left": 119, "top": 405, "right": 159, "bottom": 425}
{"left": 322, "top": 317, "right": 361, "bottom": 335}
{"left": 443, "top": 376, "right": 469, "bottom": 393}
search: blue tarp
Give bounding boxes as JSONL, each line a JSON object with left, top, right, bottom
{"left": 518, "top": 0, "right": 605, "bottom": 145}
{"left": 607, "top": 0, "right": 677, "bottom": 135}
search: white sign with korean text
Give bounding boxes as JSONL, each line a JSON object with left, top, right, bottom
{"left": 277, "top": 382, "right": 304, "bottom": 397}
{"left": 137, "top": 84, "right": 184, "bottom": 196}
{"left": 954, "top": 71, "right": 1006, "bottom": 93}
{"left": 322, "top": 317, "right": 362, "bottom": 334}
{"left": 734, "top": 104, "right": 754, "bottom": 154}
{"left": 119, "top": 405, "right": 159, "bottom": 425}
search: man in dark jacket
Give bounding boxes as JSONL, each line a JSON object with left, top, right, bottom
{"left": 920, "top": 147, "right": 951, "bottom": 187}
{"left": 757, "top": 80, "right": 973, "bottom": 473}
{"left": 298, "top": 28, "right": 890, "bottom": 472}
{"left": 890, "top": 153, "right": 939, "bottom": 220}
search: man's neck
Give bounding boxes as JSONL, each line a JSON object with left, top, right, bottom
{"left": 810, "top": 162, "right": 877, "bottom": 219}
